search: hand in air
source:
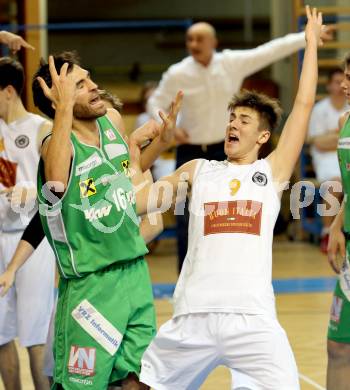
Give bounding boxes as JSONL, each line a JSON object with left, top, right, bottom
{"left": 305, "top": 5, "right": 325, "bottom": 47}
{"left": 0, "top": 31, "right": 34, "bottom": 53}
{"left": 159, "top": 91, "right": 183, "bottom": 144}
{"left": 37, "top": 56, "right": 78, "bottom": 108}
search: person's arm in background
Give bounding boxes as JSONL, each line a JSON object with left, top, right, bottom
{"left": 309, "top": 131, "right": 339, "bottom": 151}
{"left": 307, "top": 104, "right": 339, "bottom": 151}
{"left": 147, "top": 69, "right": 190, "bottom": 145}
{"left": 223, "top": 23, "right": 333, "bottom": 79}
{"left": 147, "top": 68, "right": 178, "bottom": 121}
{"left": 0, "top": 30, "right": 34, "bottom": 53}
{"left": 0, "top": 211, "right": 44, "bottom": 296}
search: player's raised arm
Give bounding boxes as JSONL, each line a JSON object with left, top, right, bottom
{"left": 37, "top": 56, "right": 77, "bottom": 188}
{"left": 268, "top": 6, "right": 323, "bottom": 183}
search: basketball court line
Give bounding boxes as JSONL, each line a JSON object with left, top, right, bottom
{"left": 299, "top": 373, "right": 326, "bottom": 390}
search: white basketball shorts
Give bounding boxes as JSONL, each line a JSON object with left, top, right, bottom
{"left": 140, "top": 312, "right": 299, "bottom": 390}
{"left": 0, "top": 232, "right": 55, "bottom": 347}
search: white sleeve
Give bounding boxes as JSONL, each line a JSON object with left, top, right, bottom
{"left": 222, "top": 32, "right": 306, "bottom": 78}
{"left": 146, "top": 66, "right": 178, "bottom": 120}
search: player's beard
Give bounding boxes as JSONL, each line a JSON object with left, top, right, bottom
{"left": 73, "top": 103, "right": 107, "bottom": 120}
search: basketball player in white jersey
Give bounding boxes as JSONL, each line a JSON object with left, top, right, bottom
{"left": 0, "top": 57, "right": 55, "bottom": 390}
{"left": 128, "top": 6, "right": 323, "bottom": 390}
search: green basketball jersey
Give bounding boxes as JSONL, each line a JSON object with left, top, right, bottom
{"left": 38, "top": 115, "right": 147, "bottom": 278}
{"left": 338, "top": 113, "right": 350, "bottom": 233}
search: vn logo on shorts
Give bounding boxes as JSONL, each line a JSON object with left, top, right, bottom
{"left": 68, "top": 346, "right": 96, "bottom": 377}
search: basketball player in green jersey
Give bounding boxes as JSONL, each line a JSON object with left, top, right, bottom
{"left": 327, "top": 52, "right": 350, "bottom": 390}
{"left": 31, "top": 52, "right": 182, "bottom": 390}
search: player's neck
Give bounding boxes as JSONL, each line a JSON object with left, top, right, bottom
{"left": 227, "top": 154, "right": 258, "bottom": 166}
{"left": 72, "top": 119, "right": 100, "bottom": 147}
{"left": 226, "top": 146, "right": 259, "bottom": 165}
{"left": 4, "top": 98, "right": 28, "bottom": 125}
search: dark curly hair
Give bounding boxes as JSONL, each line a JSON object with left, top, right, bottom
{"left": 32, "top": 51, "right": 80, "bottom": 118}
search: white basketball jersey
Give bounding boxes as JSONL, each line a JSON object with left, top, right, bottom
{"left": 173, "top": 159, "right": 280, "bottom": 318}
{"left": 0, "top": 113, "right": 46, "bottom": 231}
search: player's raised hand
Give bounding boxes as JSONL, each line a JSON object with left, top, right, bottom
{"left": 0, "top": 31, "right": 34, "bottom": 53}
{"left": 159, "top": 91, "right": 183, "bottom": 144}
{"left": 37, "top": 56, "right": 78, "bottom": 108}
{"left": 305, "top": 5, "right": 324, "bottom": 47}
{"left": 131, "top": 119, "right": 161, "bottom": 147}
{"left": 128, "top": 136, "right": 142, "bottom": 173}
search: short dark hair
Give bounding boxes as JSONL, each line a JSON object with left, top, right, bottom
{"left": 327, "top": 68, "right": 343, "bottom": 82}
{"left": 32, "top": 51, "right": 80, "bottom": 119}
{"left": 342, "top": 52, "right": 350, "bottom": 70}
{"left": 0, "top": 57, "right": 24, "bottom": 96}
{"left": 228, "top": 90, "right": 282, "bottom": 132}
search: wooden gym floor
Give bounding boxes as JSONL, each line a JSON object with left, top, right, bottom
{"left": 0, "top": 239, "right": 335, "bottom": 390}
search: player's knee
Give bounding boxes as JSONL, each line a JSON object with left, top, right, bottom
{"left": 327, "top": 339, "right": 350, "bottom": 364}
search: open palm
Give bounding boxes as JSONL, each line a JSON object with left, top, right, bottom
{"left": 305, "top": 5, "right": 324, "bottom": 47}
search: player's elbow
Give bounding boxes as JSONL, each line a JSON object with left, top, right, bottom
{"left": 44, "top": 166, "right": 68, "bottom": 191}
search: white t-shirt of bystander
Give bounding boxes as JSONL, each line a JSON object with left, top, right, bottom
{"left": 308, "top": 97, "right": 349, "bottom": 182}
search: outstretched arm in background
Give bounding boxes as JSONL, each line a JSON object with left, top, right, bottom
{"left": 0, "top": 31, "right": 34, "bottom": 53}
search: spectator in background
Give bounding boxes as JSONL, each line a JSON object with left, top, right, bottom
{"left": 308, "top": 68, "right": 349, "bottom": 253}
{"left": 135, "top": 82, "right": 158, "bottom": 128}
{"left": 147, "top": 21, "right": 334, "bottom": 272}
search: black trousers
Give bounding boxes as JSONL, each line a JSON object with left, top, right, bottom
{"left": 175, "top": 141, "right": 226, "bottom": 273}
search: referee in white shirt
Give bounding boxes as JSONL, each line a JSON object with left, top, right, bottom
{"left": 147, "top": 21, "right": 334, "bottom": 271}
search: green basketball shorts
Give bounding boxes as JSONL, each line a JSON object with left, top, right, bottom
{"left": 51, "top": 258, "right": 156, "bottom": 389}
{"left": 328, "top": 280, "right": 350, "bottom": 343}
